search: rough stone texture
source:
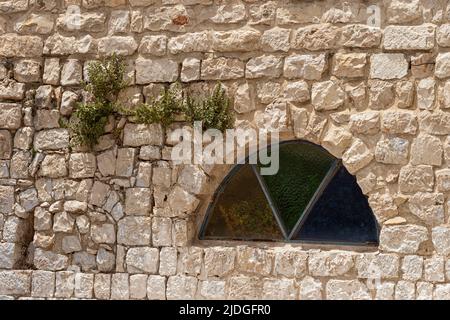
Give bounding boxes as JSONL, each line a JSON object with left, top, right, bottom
{"left": 380, "top": 225, "right": 428, "bottom": 254}
{"left": 370, "top": 54, "right": 408, "bottom": 80}
{"left": 383, "top": 25, "right": 435, "bottom": 50}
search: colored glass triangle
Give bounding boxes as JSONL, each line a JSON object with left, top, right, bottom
{"left": 295, "top": 166, "right": 379, "bottom": 244}
{"left": 202, "top": 165, "right": 283, "bottom": 241}
{"left": 258, "top": 142, "right": 335, "bottom": 234}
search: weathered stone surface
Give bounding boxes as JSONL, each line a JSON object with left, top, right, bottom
{"left": 201, "top": 57, "right": 244, "bottom": 80}
{"left": 61, "top": 59, "right": 82, "bottom": 86}
{"left": 228, "top": 276, "right": 261, "bottom": 300}
{"left": 166, "top": 275, "right": 197, "bottom": 300}
{"left": 309, "top": 251, "right": 354, "bottom": 277}
{"left": 125, "top": 188, "right": 152, "bottom": 215}
{"left": 0, "top": 271, "right": 31, "bottom": 295}
{"left": 350, "top": 111, "right": 380, "bottom": 135}
{"left": 91, "top": 223, "right": 116, "bottom": 244}
{"left": 419, "top": 111, "right": 450, "bottom": 135}
{"left": 0, "top": 34, "right": 43, "bottom": 57}
{"left": 62, "top": 235, "right": 82, "bottom": 254}
{"left": 135, "top": 57, "right": 178, "bottom": 83}
{"left": 340, "top": 24, "right": 381, "bottom": 48}
{"left": 151, "top": 217, "right": 171, "bottom": 247}
{"left": 168, "top": 32, "right": 210, "bottom": 54}
{"left": 395, "top": 280, "right": 415, "bottom": 300}
{"left": 212, "top": 28, "right": 260, "bottom": 52}
{"left": 386, "top": 0, "right": 421, "bottom": 23}
{"left": 399, "top": 165, "right": 434, "bottom": 193}
{"left": 0, "top": 243, "right": 23, "bottom": 269}
{"left": 342, "top": 139, "right": 373, "bottom": 174}
{"left": 39, "top": 154, "right": 67, "bottom": 178}
{"left": 417, "top": 78, "right": 436, "bottom": 110}
{"left": 181, "top": 58, "right": 200, "bottom": 82}
{"left": 115, "top": 148, "right": 136, "bottom": 177}
{"left": 126, "top": 247, "right": 159, "bottom": 274}
{"left": 144, "top": 5, "right": 191, "bottom": 32}
{"left": 204, "top": 247, "right": 235, "bottom": 277}
{"left": 322, "top": 125, "right": 352, "bottom": 157}
{"left": 381, "top": 111, "right": 417, "bottom": 135}
{"left": 380, "top": 224, "right": 428, "bottom": 254}
{"left": 198, "top": 280, "right": 226, "bottom": 300}
{"left": 424, "top": 256, "right": 445, "bottom": 283}
{"left": 383, "top": 25, "right": 435, "bottom": 50}
{"left": 34, "top": 110, "right": 60, "bottom": 131}
{"left": 34, "top": 129, "right": 69, "bottom": 151}
{"left": 74, "top": 273, "right": 94, "bottom": 299}
{"left": 436, "top": 169, "right": 450, "bottom": 192}
{"left": 432, "top": 226, "right": 450, "bottom": 255}
{"left": 263, "top": 278, "right": 296, "bottom": 300}
{"left": 311, "top": 80, "right": 345, "bottom": 111}
{"left": 435, "top": 284, "right": 450, "bottom": 300}
{"left": 0, "top": 103, "right": 22, "bottom": 129}
{"left": 369, "top": 81, "right": 395, "bottom": 110}
{"left": 326, "top": 280, "right": 371, "bottom": 300}
{"left": 123, "top": 123, "right": 164, "bottom": 147}
{"left": 437, "top": 24, "right": 450, "bottom": 47}
{"left": 69, "top": 153, "right": 96, "bottom": 178}
{"left": 34, "top": 248, "right": 69, "bottom": 271}
{"left": 375, "top": 137, "right": 409, "bottom": 164}
{"left": 0, "top": 130, "right": 12, "bottom": 160}
{"left": 245, "top": 55, "right": 283, "bottom": 79}
{"left": 57, "top": 12, "right": 106, "bottom": 32}
{"left": 159, "top": 247, "right": 177, "bottom": 276}
{"left": 292, "top": 24, "right": 340, "bottom": 51}
{"left": 411, "top": 134, "right": 442, "bottom": 166}
{"left": 34, "top": 85, "right": 54, "bottom": 108}
{"left": 402, "top": 255, "right": 423, "bottom": 281}
{"left": 283, "top": 54, "right": 327, "bottom": 80}
{"left": 53, "top": 212, "right": 74, "bottom": 233}
{"left": 55, "top": 271, "right": 74, "bottom": 298}
{"left": 139, "top": 35, "right": 167, "bottom": 56}
{"left": 370, "top": 54, "right": 408, "bottom": 80}
{"left": 236, "top": 246, "right": 273, "bottom": 276}
{"left": 396, "top": 81, "right": 414, "bottom": 109}
{"left": 147, "top": 275, "right": 166, "bottom": 300}
{"left": 299, "top": 276, "right": 322, "bottom": 300}
{"left": 332, "top": 53, "right": 367, "bottom": 78}
{"left": 178, "top": 165, "right": 207, "bottom": 195}
{"left": 98, "top": 36, "right": 137, "bottom": 56}
{"left": 355, "top": 254, "right": 399, "bottom": 279}
{"left": 261, "top": 27, "right": 290, "bottom": 52}
{"left": 435, "top": 53, "right": 450, "bottom": 78}
{"left": 130, "top": 274, "right": 147, "bottom": 299}
{"left": 14, "top": 59, "right": 41, "bottom": 83}
{"left": 117, "top": 216, "right": 152, "bottom": 245}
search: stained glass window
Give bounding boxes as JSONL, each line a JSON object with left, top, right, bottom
{"left": 200, "top": 140, "right": 379, "bottom": 245}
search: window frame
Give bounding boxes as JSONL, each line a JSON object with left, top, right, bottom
{"left": 198, "top": 140, "right": 380, "bottom": 246}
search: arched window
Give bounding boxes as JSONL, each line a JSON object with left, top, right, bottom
{"left": 199, "top": 140, "right": 379, "bottom": 245}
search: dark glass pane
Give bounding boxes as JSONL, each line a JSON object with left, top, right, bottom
{"left": 202, "top": 165, "right": 283, "bottom": 241}
{"left": 259, "top": 142, "right": 335, "bottom": 233}
{"left": 295, "top": 166, "right": 379, "bottom": 244}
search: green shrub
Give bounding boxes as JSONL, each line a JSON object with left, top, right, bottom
{"left": 184, "top": 83, "right": 234, "bottom": 132}
{"left": 133, "top": 86, "right": 183, "bottom": 127}
{"left": 85, "top": 53, "right": 127, "bottom": 103}
{"left": 69, "top": 101, "right": 115, "bottom": 148}
{"left": 68, "top": 53, "right": 126, "bottom": 148}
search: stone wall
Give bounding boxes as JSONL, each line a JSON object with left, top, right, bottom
{"left": 1, "top": 0, "right": 450, "bottom": 300}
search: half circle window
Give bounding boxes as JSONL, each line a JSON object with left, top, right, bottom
{"left": 199, "top": 140, "right": 379, "bottom": 245}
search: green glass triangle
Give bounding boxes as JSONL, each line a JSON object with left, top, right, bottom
{"left": 202, "top": 165, "right": 283, "bottom": 241}
{"left": 258, "top": 142, "right": 336, "bottom": 234}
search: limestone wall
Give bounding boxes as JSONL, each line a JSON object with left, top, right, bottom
{"left": 1, "top": 0, "right": 450, "bottom": 300}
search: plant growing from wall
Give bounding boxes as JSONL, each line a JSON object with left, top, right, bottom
{"left": 67, "top": 53, "right": 234, "bottom": 148}
{"left": 184, "top": 83, "right": 234, "bottom": 132}
{"left": 68, "top": 53, "right": 126, "bottom": 148}
{"left": 132, "top": 84, "right": 183, "bottom": 127}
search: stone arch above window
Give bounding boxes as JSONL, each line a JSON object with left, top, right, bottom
{"left": 199, "top": 140, "right": 379, "bottom": 246}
